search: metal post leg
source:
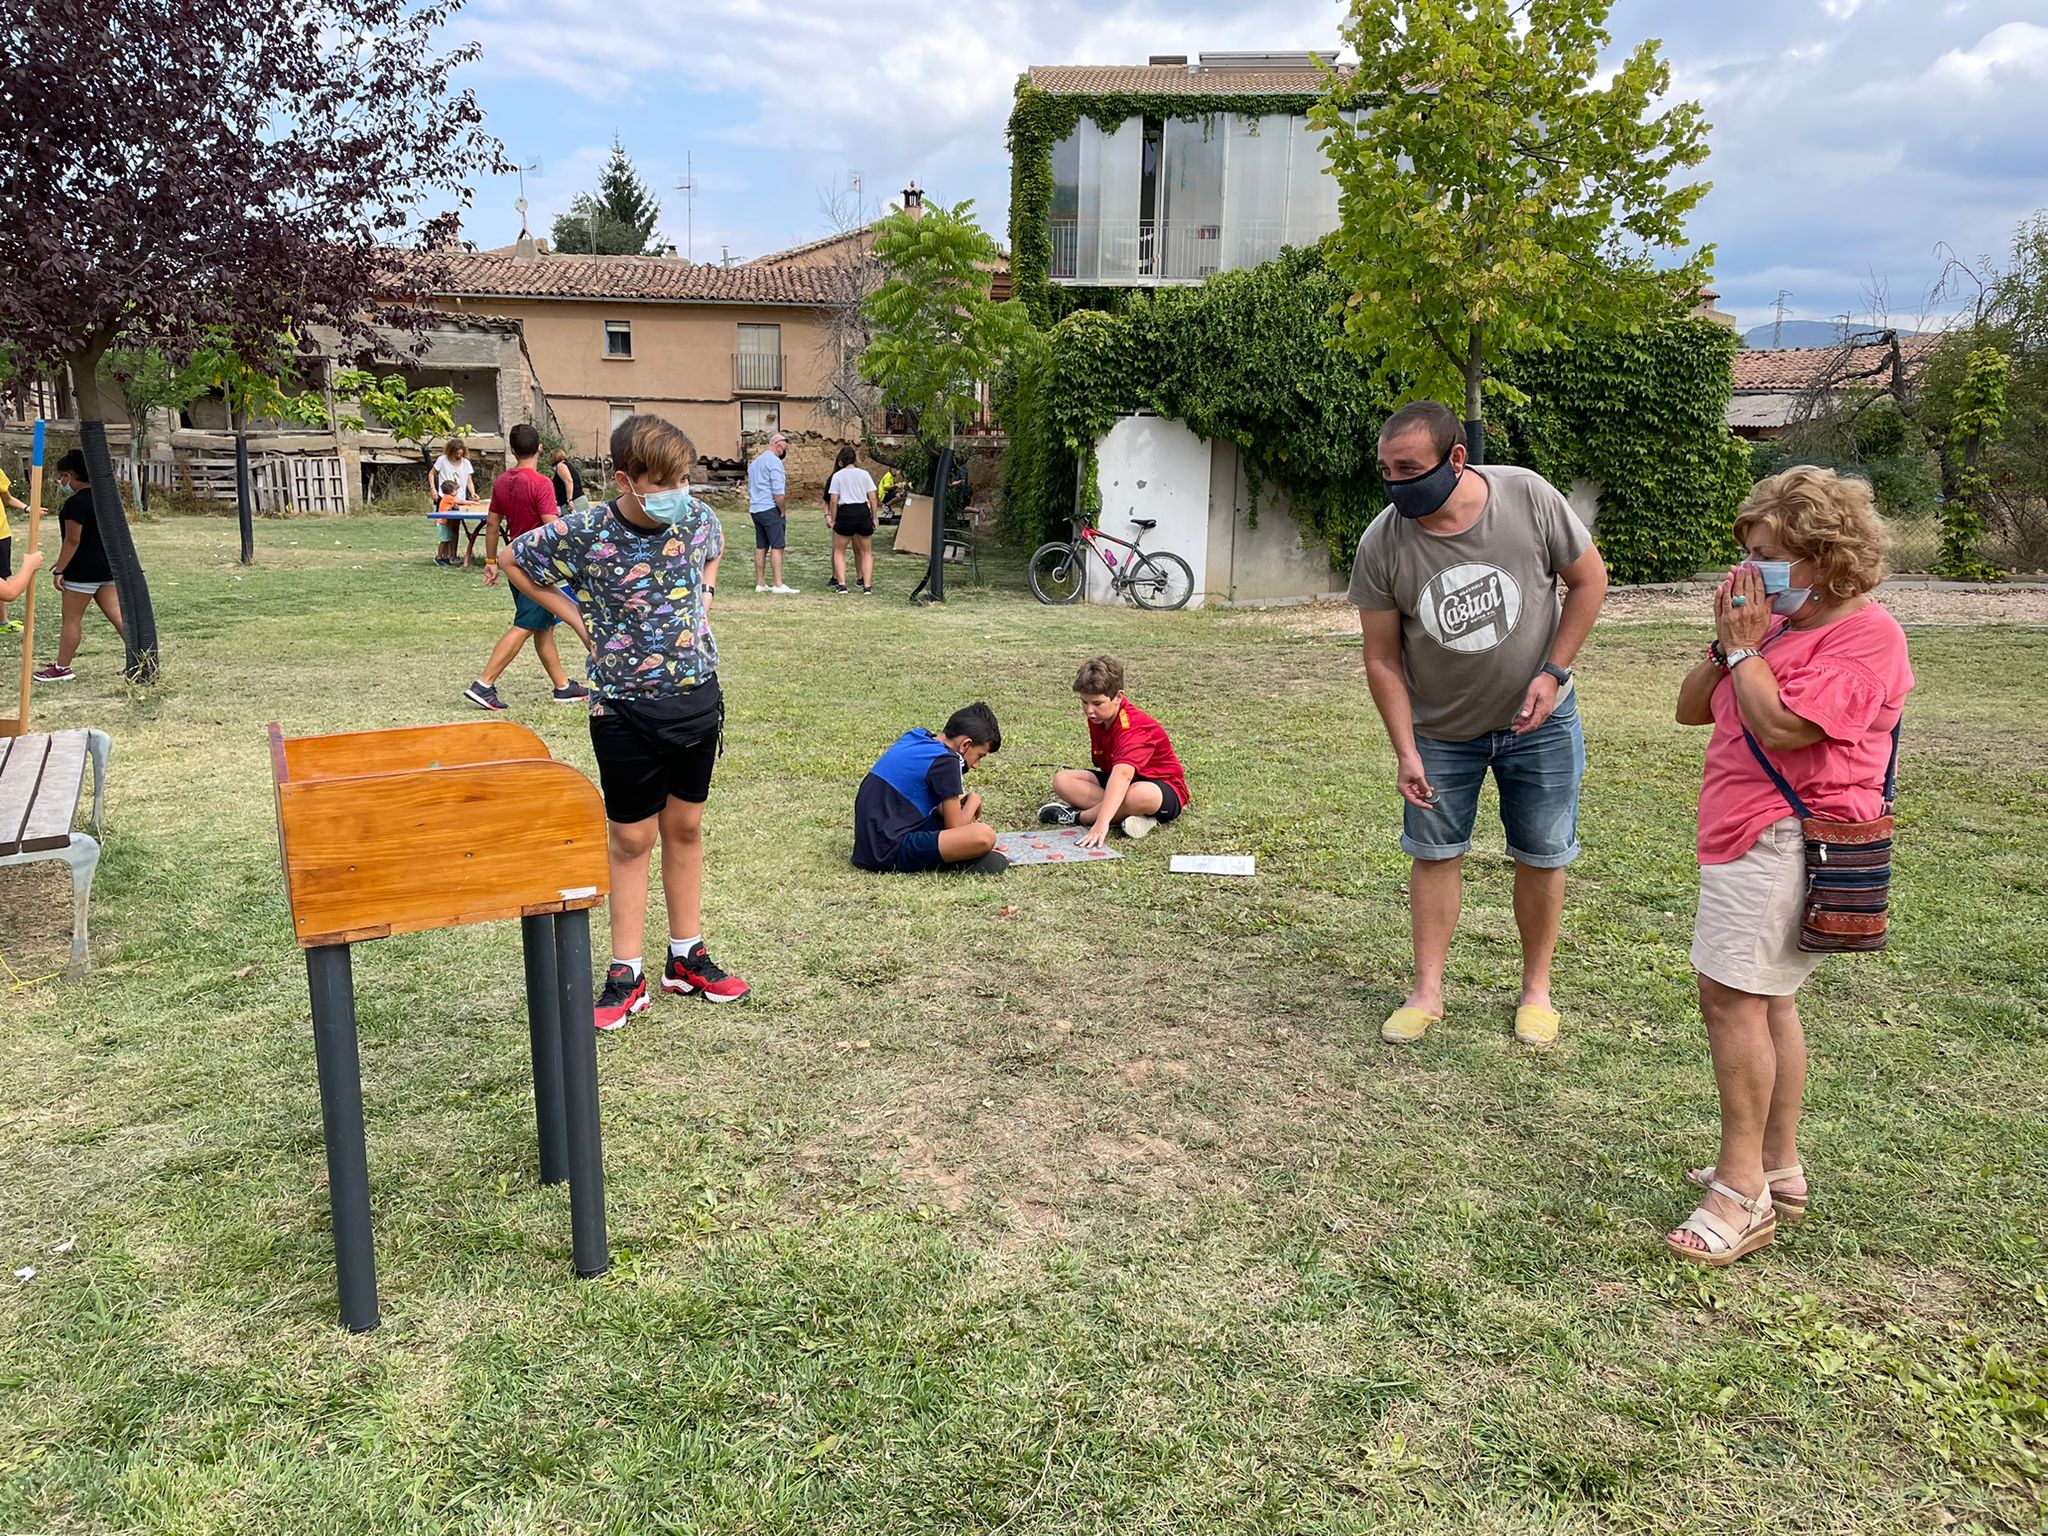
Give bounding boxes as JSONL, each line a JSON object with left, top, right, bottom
{"left": 305, "top": 944, "right": 378, "bottom": 1331}
{"left": 552, "top": 909, "right": 610, "bottom": 1278}
{"left": 521, "top": 914, "right": 568, "bottom": 1186}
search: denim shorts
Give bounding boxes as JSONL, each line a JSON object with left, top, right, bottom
{"left": 1402, "top": 694, "right": 1585, "bottom": 867}
{"left": 751, "top": 509, "right": 786, "bottom": 550}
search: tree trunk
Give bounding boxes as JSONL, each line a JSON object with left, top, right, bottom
{"left": 67, "top": 338, "right": 126, "bottom": 423}
{"left": 78, "top": 422, "right": 161, "bottom": 684}
{"left": 923, "top": 442, "right": 953, "bottom": 603}
{"left": 1463, "top": 327, "right": 1486, "bottom": 466}
{"left": 235, "top": 427, "right": 255, "bottom": 564}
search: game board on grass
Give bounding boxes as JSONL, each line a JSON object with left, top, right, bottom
{"left": 993, "top": 826, "right": 1123, "bottom": 866}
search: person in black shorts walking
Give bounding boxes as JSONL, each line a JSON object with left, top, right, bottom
{"left": 824, "top": 445, "right": 879, "bottom": 594}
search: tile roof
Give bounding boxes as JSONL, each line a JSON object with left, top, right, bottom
{"left": 745, "top": 227, "right": 875, "bottom": 266}
{"left": 1731, "top": 334, "right": 1939, "bottom": 394}
{"left": 1028, "top": 64, "right": 1341, "bottom": 95}
{"left": 407, "top": 250, "right": 840, "bottom": 306}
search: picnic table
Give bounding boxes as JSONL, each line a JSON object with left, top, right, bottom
{"left": 0, "top": 727, "right": 112, "bottom": 975}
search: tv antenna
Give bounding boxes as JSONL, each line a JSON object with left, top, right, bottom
{"left": 515, "top": 160, "right": 541, "bottom": 237}
{"left": 674, "top": 153, "right": 695, "bottom": 262}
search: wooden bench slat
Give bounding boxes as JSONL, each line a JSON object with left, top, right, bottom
{"left": 0, "top": 732, "right": 50, "bottom": 855}
{"left": 17, "top": 729, "right": 89, "bottom": 852}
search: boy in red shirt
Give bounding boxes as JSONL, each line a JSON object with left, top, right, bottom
{"left": 466, "top": 423, "right": 592, "bottom": 711}
{"left": 1039, "top": 654, "right": 1191, "bottom": 846}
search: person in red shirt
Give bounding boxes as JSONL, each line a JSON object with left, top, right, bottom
{"left": 464, "top": 423, "right": 592, "bottom": 711}
{"left": 1038, "top": 654, "right": 1190, "bottom": 846}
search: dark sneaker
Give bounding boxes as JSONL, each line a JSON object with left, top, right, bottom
{"left": 860, "top": 585, "right": 873, "bottom": 595}
{"left": 1036, "top": 801, "right": 1079, "bottom": 826}
{"left": 663, "top": 942, "right": 750, "bottom": 1004}
{"left": 551, "top": 682, "right": 591, "bottom": 704}
{"left": 953, "top": 850, "right": 1010, "bottom": 875}
{"left": 829, "top": 581, "right": 849, "bottom": 594}
{"left": 31, "top": 664, "right": 75, "bottom": 683}
{"left": 594, "top": 963, "right": 648, "bottom": 1031}
{"left": 464, "top": 680, "right": 507, "bottom": 712}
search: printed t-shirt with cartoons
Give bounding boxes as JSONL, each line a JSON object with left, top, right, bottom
{"left": 509, "top": 497, "right": 723, "bottom": 708}
{"left": 1348, "top": 464, "right": 1591, "bottom": 742}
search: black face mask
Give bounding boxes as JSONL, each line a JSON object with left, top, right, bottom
{"left": 1384, "top": 452, "right": 1461, "bottom": 520}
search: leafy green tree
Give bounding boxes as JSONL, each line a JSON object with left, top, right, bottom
{"left": 1938, "top": 349, "right": 2011, "bottom": 581}
{"left": 332, "top": 370, "right": 467, "bottom": 474}
{"left": 861, "top": 198, "right": 1032, "bottom": 450}
{"left": 551, "top": 136, "right": 660, "bottom": 255}
{"left": 1313, "top": 0, "right": 1712, "bottom": 459}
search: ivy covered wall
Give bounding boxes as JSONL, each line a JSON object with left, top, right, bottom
{"left": 1002, "top": 79, "right": 1752, "bottom": 584}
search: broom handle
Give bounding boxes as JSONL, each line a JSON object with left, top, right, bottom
{"left": 15, "top": 420, "right": 45, "bottom": 722}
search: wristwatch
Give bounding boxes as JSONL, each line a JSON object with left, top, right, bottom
{"left": 1724, "top": 647, "right": 1764, "bottom": 670}
{"left": 1539, "top": 662, "right": 1573, "bottom": 686}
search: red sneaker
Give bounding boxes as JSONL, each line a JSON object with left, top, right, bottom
{"left": 593, "top": 962, "right": 649, "bottom": 1031}
{"left": 662, "top": 943, "right": 750, "bottom": 1004}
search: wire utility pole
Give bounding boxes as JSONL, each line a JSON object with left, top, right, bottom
{"left": 675, "top": 154, "right": 695, "bottom": 262}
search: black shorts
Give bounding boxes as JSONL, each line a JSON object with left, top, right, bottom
{"left": 588, "top": 677, "right": 723, "bottom": 823}
{"left": 833, "top": 505, "right": 875, "bottom": 538}
{"left": 1087, "top": 767, "right": 1183, "bottom": 821}
{"left": 0, "top": 536, "right": 10, "bottom": 580}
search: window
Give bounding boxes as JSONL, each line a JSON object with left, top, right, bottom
{"left": 741, "top": 400, "right": 781, "bottom": 435}
{"left": 608, "top": 402, "right": 637, "bottom": 435}
{"left": 735, "top": 324, "right": 782, "bottom": 392}
{"left": 604, "top": 320, "right": 632, "bottom": 357}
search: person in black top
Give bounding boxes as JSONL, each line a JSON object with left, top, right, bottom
{"left": 33, "top": 449, "right": 125, "bottom": 683}
{"left": 550, "top": 449, "right": 582, "bottom": 512}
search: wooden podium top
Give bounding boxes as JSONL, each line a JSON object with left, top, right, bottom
{"left": 270, "top": 721, "right": 610, "bottom": 948}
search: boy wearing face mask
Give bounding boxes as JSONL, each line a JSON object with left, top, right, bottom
{"left": 1351, "top": 400, "right": 1609, "bottom": 1049}
{"left": 503, "top": 413, "right": 751, "bottom": 1029}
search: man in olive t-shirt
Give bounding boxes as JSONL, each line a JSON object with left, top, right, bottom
{"left": 1351, "top": 401, "right": 1608, "bottom": 1049}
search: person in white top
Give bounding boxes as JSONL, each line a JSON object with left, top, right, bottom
{"left": 427, "top": 437, "right": 478, "bottom": 566}
{"left": 825, "top": 445, "right": 880, "bottom": 595}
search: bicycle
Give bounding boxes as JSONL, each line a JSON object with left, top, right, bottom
{"left": 1028, "top": 517, "right": 1195, "bottom": 610}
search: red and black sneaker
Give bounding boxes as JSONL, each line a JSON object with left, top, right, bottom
{"left": 663, "top": 942, "right": 750, "bottom": 1004}
{"left": 593, "top": 962, "right": 649, "bottom": 1031}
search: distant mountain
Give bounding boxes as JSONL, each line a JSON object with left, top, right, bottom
{"left": 1741, "top": 320, "right": 1924, "bottom": 350}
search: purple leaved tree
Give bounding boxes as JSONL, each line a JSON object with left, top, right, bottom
{"left": 0, "top": 0, "right": 508, "bottom": 679}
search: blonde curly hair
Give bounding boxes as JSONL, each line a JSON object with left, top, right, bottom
{"left": 1734, "top": 466, "right": 1889, "bottom": 600}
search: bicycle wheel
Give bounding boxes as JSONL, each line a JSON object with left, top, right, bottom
{"left": 1028, "top": 541, "right": 1087, "bottom": 604}
{"left": 1127, "top": 550, "right": 1195, "bottom": 611}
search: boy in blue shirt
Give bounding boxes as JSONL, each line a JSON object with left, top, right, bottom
{"left": 852, "top": 704, "right": 1007, "bottom": 874}
{"left": 503, "top": 413, "right": 749, "bottom": 1029}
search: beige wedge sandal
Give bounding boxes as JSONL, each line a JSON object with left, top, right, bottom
{"left": 1665, "top": 1179, "right": 1776, "bottom": 1268}
{"left": 1687, "top": 1163, "right": 1808, "bottom": 1223}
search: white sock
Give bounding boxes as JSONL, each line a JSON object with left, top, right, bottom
{"left": 670, "top": 935, "right": 701, "bottom": 958}
{"left": 613, "top": 956, "right": 642, "bottom": 979}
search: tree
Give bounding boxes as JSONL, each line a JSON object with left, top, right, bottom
{"left": 332, "top": 370, "right": 467, "bottom": 484}
{"left": 861, "top": 197, "right": 1034, "bottom": 598}
{"left": 810, "top": 178, "right": 885, "bottom": 431}
{"left": 1938, "top": 349, "right": 2011, "bottom": 581}
{"left": 0, "top": 0, "right": 507, "bottom": 418}
{"left": 1313, "top": 0, "right": 1712, "bottom": 460}
{"left": 551, "top": 136, "right": 660, "bottom": 255}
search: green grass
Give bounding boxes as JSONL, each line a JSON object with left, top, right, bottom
{"left": 2, "top": 503, "right": 2045, "bottom": 1535}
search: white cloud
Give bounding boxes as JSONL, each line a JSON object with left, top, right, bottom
{"left": 1929, "top": 20, "right": 2048, "bottom": 89}
{"left": 1820, "top": 0, "right": 1871, "bottom": 19}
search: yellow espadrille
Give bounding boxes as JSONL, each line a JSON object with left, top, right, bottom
{"left": 1380, "top": 1007, "right": 1440, "bottom": 1044}
{"left": 1513, "top": 1004, "right": 1561, "bottom": 1048}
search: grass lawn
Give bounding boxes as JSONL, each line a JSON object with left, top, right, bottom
{"left": 2, "top": 502, "right": 2044, "bottom": 1535}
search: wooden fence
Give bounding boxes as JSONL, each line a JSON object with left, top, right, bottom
{"left": 111, "top": 454, "right": 350, "bottom": 514}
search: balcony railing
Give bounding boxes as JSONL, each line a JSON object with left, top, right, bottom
{"left": 1048, "top": 217, "right": 1338, "bottom": 284}
{"left": 733, "top": 352, "right": 785, "bottom": 393}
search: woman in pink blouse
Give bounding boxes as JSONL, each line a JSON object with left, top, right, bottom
{"left": 1667, "top": 468, "right": 1914, "bottom": 1266}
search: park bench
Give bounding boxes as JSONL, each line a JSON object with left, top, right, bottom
{"left": 269, "top": 718, "right": 613, "bottom": 1331}
{"left": 0, "top": 728, "right": 112, "bottom": 976}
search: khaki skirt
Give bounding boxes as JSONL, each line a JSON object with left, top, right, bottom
{"left": 1691, "top": 818, "right": 1829, "bottom": 996}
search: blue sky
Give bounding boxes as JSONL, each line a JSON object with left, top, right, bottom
{"left": 449, "top": 0, "right": 2048, "bottom": 334}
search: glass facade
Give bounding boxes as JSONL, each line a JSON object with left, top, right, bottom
{"left": 1047, "top": 111, "right": 1343, "bottom": 285}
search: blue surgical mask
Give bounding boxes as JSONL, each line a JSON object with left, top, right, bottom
{"left": 638, "top": 488, "right": 693, "bottom": 525}
{"left": 1748, "top": 559, "right": 1812, "bottom": 616}
{"left": 1385, "top": 452, "right": 1461, "bottom": 520}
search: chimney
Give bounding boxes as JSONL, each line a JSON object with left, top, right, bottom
{"left": 903, "top": 181, "right": 924, "bottom": 220}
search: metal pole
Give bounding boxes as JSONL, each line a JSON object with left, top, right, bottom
{"left": 235, "top": 427, "right": 255, "bottom": 564}
{"left": 305, "top": 943, "right": 379, "bottom": 1332}
{"left": 553, "top": 909, "right": 610, "bottom": 1278}
{"left": 521, "top": 914, "right": 568, "bottom": 1186}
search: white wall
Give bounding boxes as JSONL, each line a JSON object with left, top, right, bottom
{"left": 1090, "top": 415, "right": 1212, "bottom": 608}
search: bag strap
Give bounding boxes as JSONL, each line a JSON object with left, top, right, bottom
{"left": 1741, "top": 726, "right": 1811, "bottom": 820}
{"left": 1743, "top": 715, "right": 1904, "bottom": 822}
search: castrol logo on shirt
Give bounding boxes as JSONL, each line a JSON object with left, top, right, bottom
{"left": 1417, "top": 563, "right": 1522, "bottom": 653}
